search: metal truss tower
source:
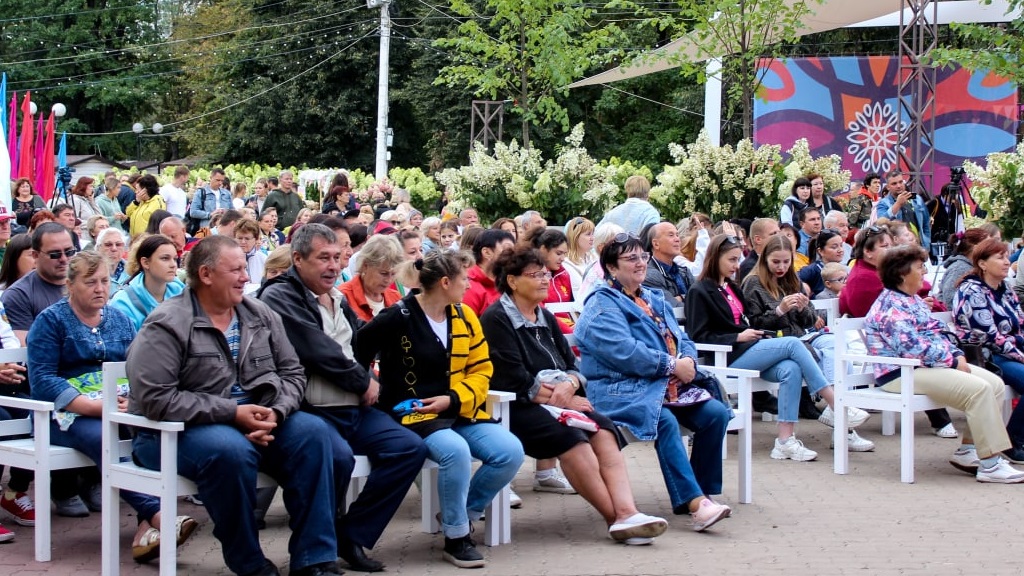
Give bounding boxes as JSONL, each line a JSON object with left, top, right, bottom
{"left": 896, "top": 0, "right": 939, "bottom": 197}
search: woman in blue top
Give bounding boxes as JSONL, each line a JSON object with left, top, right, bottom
{"left": 27, "top": 251, "right": 196, "bottom": 562}
{"left": 575, "top": 233, "right": 732, "bottom": 531}
{"left": 110, "top": 235, "right": 185, "bottom": 330}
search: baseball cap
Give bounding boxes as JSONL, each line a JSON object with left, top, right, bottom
{"left": 0, "top": 206, "right": 16, "bottom": 222}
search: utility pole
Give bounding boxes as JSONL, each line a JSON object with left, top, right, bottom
{"left": 368, "top": 0, "right": 391, "bottom": 180}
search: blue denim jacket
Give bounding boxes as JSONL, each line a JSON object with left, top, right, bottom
{"left": 575, "top": 283, "right": 697, "bottom": 440}
{"left": 876, "top": 192, "right": 932, "bottom": 253}
{"left": 28, "top": 299, "right": 136, "bottom": 412}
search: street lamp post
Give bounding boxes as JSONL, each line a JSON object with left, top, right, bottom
{"left": 132, "top": 122, "right": 164, "bottom": 163}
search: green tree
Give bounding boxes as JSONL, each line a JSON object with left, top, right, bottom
{"left": 616, "top": 0, "right": 822, "bottom": 140}
{"left": 0, "top": 0, "right": 172, "bottom": 159}
{"left": 930, "top": 0, "right": 1024, "bottom": 81}
{"left": 434, "top": 0, "right": 624, "bottom": 148}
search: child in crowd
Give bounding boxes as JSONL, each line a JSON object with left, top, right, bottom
{"left": 816, "top": 262, "right": 848, "bottom": 300}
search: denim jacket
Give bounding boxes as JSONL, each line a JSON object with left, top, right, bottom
{"left": 876, "top": 193, "right": 932, "bottom": 253}
{"left": 575, "top": 283, "right": 696, "bottom": 440}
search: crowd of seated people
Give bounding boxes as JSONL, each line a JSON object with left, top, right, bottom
{"left": 4, "top": 165, "right": 1024, "bottom": 575}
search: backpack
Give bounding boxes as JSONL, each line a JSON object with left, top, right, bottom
{"left": 184, "top": 188, "right": 208, "bottom": 236}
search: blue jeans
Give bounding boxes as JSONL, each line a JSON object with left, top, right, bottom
{"left": 730, "top": 336, "right": 830, "bottom": 423}
{"left": 50, "top": 417, "right": 160, "bottom": 522}
{"left": 309, "top": 405, "right": 427, "bottom": 548}
{"left": 807, "top": 333, "right": 835, "bottom": 384}
{"left": 991, "top": 354, "right": 1024, "bottom": 442}
{"left": 659, "top": 402, "right": 730, "bottom": 513}
{"left": 133, "top": 412, "right": 337, "bottom": 574}
{"left": 422, "top": 422, "right": 523, "bottom": 539}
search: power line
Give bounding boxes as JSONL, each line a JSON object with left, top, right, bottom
{"left": 64, "top": 29, "right": 376, "bottom": 137}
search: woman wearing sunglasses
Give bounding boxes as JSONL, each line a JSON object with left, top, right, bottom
{"left": 685, "top": 234, "right": 870, "bottom": 462}
{"left": 575, "top": 233, "right": 733, "bottom": 531}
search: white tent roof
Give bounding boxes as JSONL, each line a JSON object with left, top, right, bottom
{"left": 567, "top": 0, "right": 1018, "bottom": 88}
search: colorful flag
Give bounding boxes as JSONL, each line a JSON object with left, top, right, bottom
{"left": 16, "top": 93, "right": 33, "bottom": 182}
{"left": 6, "top": 93, "right": 16, "bottom": 179}
{"left": 0, "top": 73, "right": 7, "bottom": 143}
{"left": 0, "top": 107, "right": 8, "bottom": 208}
{"left": 40, "top": 113, "right": 55, "bottom": 202}
{"left": 55, "top": 132, "right": 67, "bottom": 202}
{"left": 32, "top": 113, "right": 44, "bottom": 194}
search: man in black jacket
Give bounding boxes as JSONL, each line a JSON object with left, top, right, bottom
{"left": 642, "top": 222, "right": 694, "bottom": 322}
{"left": 258, "top": 224, "right": 427, "bottom": 573}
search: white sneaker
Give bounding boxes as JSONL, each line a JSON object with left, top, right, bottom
{"left": 935, "top": 423, "right": 959, "bottom": 438}
{"left": 770, "top": 436, "right": 818, "bottom": 461}
{"left": 976, "top": 458, "right": 1024, "bottom": 484}
{"left": 608, "top": 513, "right": 668, "bottom": 541}
{"left": 533, "top": 471, "right": 577, "bottom": 494}
{"left": 818, "top": 405, "right": 870, "bottom": 429}
{"left": 831, "top": 430, "right": 875, "bottom": 452}
{"left": 509, "top": 489, "right": 523, "bottom": 509}
{"left": 622, "top": 537, "right": 654, "bottom": 546}
{"left": 948, "top": 447, "right": 979, "bottom": 474}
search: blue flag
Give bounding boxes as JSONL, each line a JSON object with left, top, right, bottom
{"left": 0, "top": 72, "right": 6, "bottom": 142}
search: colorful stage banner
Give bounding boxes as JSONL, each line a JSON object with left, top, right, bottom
{"left": 753, "top": 56, "right": 1018, "bottom": 192}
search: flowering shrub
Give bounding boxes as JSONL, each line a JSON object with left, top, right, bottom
{"left": 964, "top": 144, "right": 1024, "bottom": 237}
{"left": 650, "top": 131, "right": 784, "bottom": 222}
{"left": 436, "top": 124, "right": 647, "bottom": 224}
{"left": 389, "top": 167, "right": 441, "bottom": 209}
{"left": 776, "top": 139, "right": 851, "bottom": 208}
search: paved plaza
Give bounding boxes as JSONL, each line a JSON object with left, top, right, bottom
{"left": 1, "top": 409, "right": 1018, "bottom": 575}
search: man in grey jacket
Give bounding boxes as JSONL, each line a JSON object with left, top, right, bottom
{"left": 643, "top": 222, "right": 694, "bottom": 321}
{"left": 127, "top": 236, "right": 340, "bottom": 576}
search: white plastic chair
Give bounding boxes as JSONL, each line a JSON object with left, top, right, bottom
{"left": 0, "top": 347, "right": 96, "bottom": 562}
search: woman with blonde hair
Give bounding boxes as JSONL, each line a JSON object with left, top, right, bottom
{"left": 262, "top": 245, "right": 292, "bottom": 281}
{"left": 563, "top": 217, "right": 596, "bottom": 298}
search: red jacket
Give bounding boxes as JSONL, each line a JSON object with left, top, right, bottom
{"left": 544, "top": 266, "right": 575, "bottom": 334}
{"left": 340, "top": 276, "right": 401, "bottom": 322}
{"left": 463, "top": 265, "right": 500, "bottom": 316}
{"left": 839, "top": 260, "right": 945, "bottom": 318}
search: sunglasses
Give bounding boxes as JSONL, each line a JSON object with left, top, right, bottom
{"left": 613, "top": 232, "right": 640, "bottom": 244}
{"left": 864, "top": 225, "right": 887, "bottom": 237}
{"left": 389, "top": 220, "right": 402, "bottom": 226}
{"left": 44, "top": 248, "right": 77, "bottom": 260}
{"left": 723, "top": 235, "right": 744, "bottom": 246}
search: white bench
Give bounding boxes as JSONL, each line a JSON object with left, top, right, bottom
{"left": 0, "top": 347, "right": 98, "bottom": 563}
{"left": 100, "top": 362, "right": 514, "bottom": 576}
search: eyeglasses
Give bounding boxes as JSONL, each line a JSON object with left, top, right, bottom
{"left": 613, "top": 232, "right": 640, "bottom": 244}
{"left": 44, "top": 248, "right": 77, "bottom": 260}
{"left": 618, "top": 253, "right": 650, "bottom": 264}
{"left": 389, "top": 220, "right": 402, "bottom": 226}
{"left": 825, "top": 276, "right": 848, "bottom": 284}
{"left": 102, "top": 242, "right": 125, "bottom": 248}
{"left": 521, "top": 270, "right": 553, "bottom": 280}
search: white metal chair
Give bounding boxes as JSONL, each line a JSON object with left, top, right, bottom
{"left": 0, "top": 347, "right": 96, "bottom": 563}
{"left": 832, "top": 316, "right": 943, "bottom": 483}
{"left": 811, "top": 297, "right": 840, "bottom": 328}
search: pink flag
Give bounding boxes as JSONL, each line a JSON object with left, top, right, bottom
{"left": 33, "top": 113, "right": 44, "bottom": 194}
{"left": 7, "top": 93, "right": 16, "bottom": 179}
{"left": 40, "top": 113, "right": 56, "bottom": 202}
{"left": 16, "top": 93, "right": 33, "bottom": 183}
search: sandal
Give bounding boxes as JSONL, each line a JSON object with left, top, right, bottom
{"left": 176, "top": 515, "right": 198, "bottom": 547}
{"left": 132, "top": 527, "right": 161, "bottom": 564}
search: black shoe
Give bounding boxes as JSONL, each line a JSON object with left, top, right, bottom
{"left": 292, "top": 561, "right": 343, "bottom": 576}
{"left": 442, "top": 535, "right": 485, "bottom": 569}
{"left": 1003, "top": 446, "right": 1024, "bottom": 465}
{"left": 338, "top": 538, "right": 385, "bottom": 572}
{"left": 798, "top": 391, "right": 822, "bottom": 420}
{"left": 241, "top": 561, "right": 281, "bottom": 576}
{"left": 751, "top": 391, "right": 778, "bottom": 415}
